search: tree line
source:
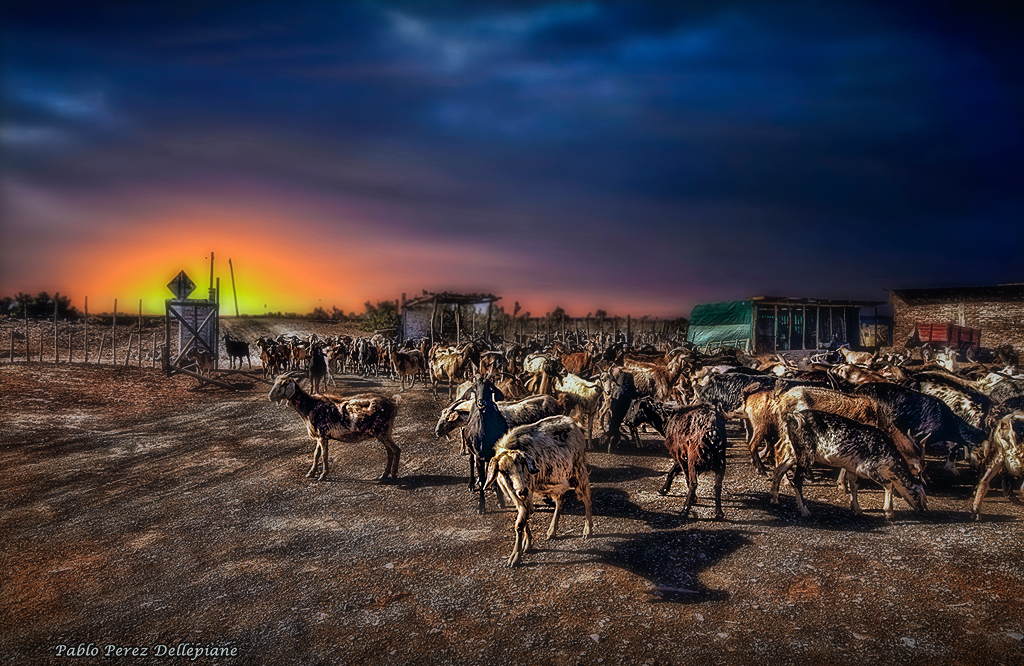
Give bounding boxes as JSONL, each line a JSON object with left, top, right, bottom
{"left": 1, "top": 292, "right": 79, "bottom": 319}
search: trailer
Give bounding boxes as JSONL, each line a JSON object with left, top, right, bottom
{"left": 914, "top": 322, "right": 981, "bottom": 355}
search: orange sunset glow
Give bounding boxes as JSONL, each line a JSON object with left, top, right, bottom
{"left": 4, "top": 195, "right": 679, "bottom": 319}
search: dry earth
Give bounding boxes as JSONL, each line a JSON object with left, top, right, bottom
{"left": 1, "top": 321, "right": 1023, "bottom": 665}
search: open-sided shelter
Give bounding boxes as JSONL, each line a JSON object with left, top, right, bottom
{"left": 400, "top": 291, "right": 501, "bottom": 344}
{"left": 688, "top": 296, "right": 885, "bottom": 354}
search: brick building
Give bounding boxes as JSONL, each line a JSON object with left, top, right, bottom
{"left": 890, "top": 284, "right": 1024, "bottom": 351}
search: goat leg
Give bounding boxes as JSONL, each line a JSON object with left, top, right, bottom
{"left": 770, "top": 457, "right": 796, "bottom": 505}
{"left": 311, "top": 438, "right": 329, "bottom": 481}
{"left": 477, "top": 461, "right": 488, "bottom": 514}
{"left": 971, "top": 451, "right": 1005, "bottom": 520}
{"left": 659, "top": 461, "right": 682, "bottom": 495}
{"left": 790, "top": 465, "right": 811, "bottom": 517}
{"left": 712, "top": 470, "right": 725, "bottom": 521}
{"left": 680, "top": 463, "right": 697, "bottom": 520}
{"left": 547, "top": 494, "right": 563, "bottom": 539}
{"left": 1001, "top": 472, "right": 1019, "bottom": 503}
{"left": 580, "top": 485, "right": 594, "bottom": 538}
{"left": 747, "top": 422, "right": 770, "bottom": 476}
{"left": 508, "top": 505, "right": 530, "bottom": 567}
{"left": 378, "top": 433, "right": 400, "bottom": 481}
{"left": 306, "top": 440, "right": 321, "bottom": 478}
{"left": 848, "top": 473, "right": 862, "bottom": 515}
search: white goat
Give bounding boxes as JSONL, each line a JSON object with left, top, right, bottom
{"left": 554, "top": 373, "right": 603, "bottom": 449}
{"left": 971, "top": 411, "right": 1024, "bottom": 520}
{"left": 484, "top": 415, "right": 593, "bottom": 567}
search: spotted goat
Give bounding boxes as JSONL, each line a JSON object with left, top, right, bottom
{"left": 269, "top": 374, "right": 401, "bottom": 482}
{"left": 484, "top": 415, "right": 594, "bottom": 567}
{"left": 776, "top": 410, "right": 927, "bottom": 520}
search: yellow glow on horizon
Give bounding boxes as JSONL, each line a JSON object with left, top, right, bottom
{"left": 4, "top": 201, "right": 691, "bottom": 320}
{"left": 35, "top": 207, "right": 372, "bottom": 315}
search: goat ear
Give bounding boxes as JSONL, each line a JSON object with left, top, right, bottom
{"left": 284, "top": 381, "right": 296, "bottom": 399}
{"left": 524, "top": 453, "right": 539, "bottom": 475}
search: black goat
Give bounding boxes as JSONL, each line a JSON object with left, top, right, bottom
{"left": 600, "top": 367, "right": 640, "bottom": 453}
{"left": 692, "top": 372, "right": 778, "bottom": 413}
{"left": 463, "top": 376, "right": 508, "bottom": 514}
{"left": 853, "top": 382, "right": 987, "bottom": 474}
{"left": 223, "top": 333, "right": 251, "bottom": 370}
{"left": 308, "top": 343, "right": 330, "bottom": 395}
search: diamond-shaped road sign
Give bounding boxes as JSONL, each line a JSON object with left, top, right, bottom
{"left": 168, "top": 270, "right": 197, "bottom": 300}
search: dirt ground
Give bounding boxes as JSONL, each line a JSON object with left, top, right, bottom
{"left": 2, "top": 333, "right": 1024, "bottom": 665}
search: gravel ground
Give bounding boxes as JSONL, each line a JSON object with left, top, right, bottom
{"left": 1, "top": 357, "right": 1023, "bottom": 666}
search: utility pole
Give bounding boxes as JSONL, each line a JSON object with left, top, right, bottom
{"left": 229, "top": 258, "right": 240, "bottom": 316}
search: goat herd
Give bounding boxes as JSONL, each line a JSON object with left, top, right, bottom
{"left": 254, "top": 330, "right": 1024, "bottom": 567}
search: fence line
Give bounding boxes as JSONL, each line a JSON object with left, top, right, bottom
{"left": 2, "top": 296, "right": 172, "bottom": 369}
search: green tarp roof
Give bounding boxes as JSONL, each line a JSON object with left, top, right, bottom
{"left": 687, "top": 300, "right": 753, "bottom": 348}
{"left": 689, "top": 300, "right": 753, "bottom": 326}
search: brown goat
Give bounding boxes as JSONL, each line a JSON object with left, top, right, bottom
{"left": 188, "top": 348, "right": 214, "bottom": 377}
{"left": 743, "top": 385, "right": 922, "bottom": 482}
{"left": 392, "top": 347, "right": 426, "bottom": 391}
{"left": 269, "top": 375, "right": 400, "bottom": 482}
{"left": 429, "top": 346, "right": 474, "bottom": 400}
{"left": 625, "top": 397, "right": 728, "bottom": 520}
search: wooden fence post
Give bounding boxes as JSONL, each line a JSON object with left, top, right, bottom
{"left": 84, "top": 296, "right": 89, "bottom": 363}
{"left": 112, "top": 299, "right": 117, "bottom": 365}
{"left": 124, "top": 333, "right": 134, "bottom": 366}
{"left": 138, "top": 299, "right": 143, "bottom": 368}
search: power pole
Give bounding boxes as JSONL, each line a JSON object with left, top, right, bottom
{"left": 229, "top": 258, "right": 240, "bottom": 316}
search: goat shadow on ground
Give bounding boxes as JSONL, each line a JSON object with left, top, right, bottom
{"left": 729, "top": 491, "right": 900, "bottom": 532}
{"left": 589, "top": 462, "right": 666, "bottom": 485}
{"left": 395, "top": 473, "right": 467, "bottom": 490}
{"left": 918, "top": 467, "right": 988, "bottom": 497}
{"left": 187, "top": 381, "right": 256, "bottom": 393}
{"left": 593, "top": 528, "right": 750, "bottom": 604}
{"left": 316, "top": 376, "right": 390, "bottom": 393}
{"left": 600, "top": 442, "right": 672, "bottom": 459}
{"left": 541, "top": 487, "right": 701, "bottom": 532}
{"left": 916, "top": 508, "right": 1016, "bottom": 524}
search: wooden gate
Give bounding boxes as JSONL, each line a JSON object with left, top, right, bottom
{"left": 162, "top": 269, "right": 233, "bottom": 388}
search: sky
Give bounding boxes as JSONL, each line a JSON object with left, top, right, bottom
{"left": 2, "top": 0, "right": 1023, "bottom": 318}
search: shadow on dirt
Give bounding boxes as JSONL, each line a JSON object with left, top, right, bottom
{"left": 531, "top": 487, "right": 719, "bottom": 532}
{"left": 729, "top": 491, "right": 917, "bottom": 531}
{"left": 594, "top": 528, "right": 751, "bottom": 603}
{"left": 590, "top": 463, "right": 666, "bottom": 484}
{"left": 396, "top": 473, "right": 468, "bottom": 489}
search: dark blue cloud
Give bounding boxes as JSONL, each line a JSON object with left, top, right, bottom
{"left": 3, "top": 0, "right": 1023, "bottom": 311}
